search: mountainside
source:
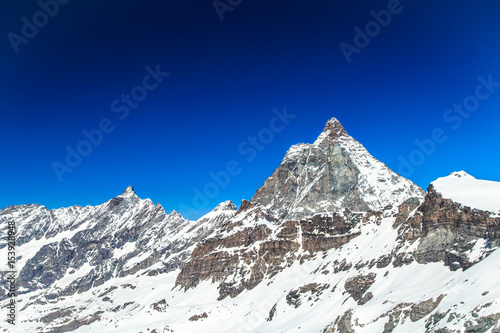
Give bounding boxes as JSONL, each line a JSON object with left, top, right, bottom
{"left": 0, "top": 187, "right": 237, "bottom": 332}
{"left": 1, "top": 119, "right": 500, "bottom": 333}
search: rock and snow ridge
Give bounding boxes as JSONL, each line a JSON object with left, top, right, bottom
{"left": 0, "top": 189, "right": 236, "bottom": 319}
{"left": 0, "top": 118, "right": 499, "bottom": 333}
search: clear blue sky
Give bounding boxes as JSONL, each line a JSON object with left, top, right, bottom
{"left": 1, "top": 1, "right": 499, "bottom": 219}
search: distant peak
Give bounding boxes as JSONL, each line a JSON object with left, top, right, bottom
{"left": 168, "top": 210, "right": 184, "bottom": 219}
{"left": 448, "top": 171, "right": 474, "bottom": 179}
{"left": 120, "top": 186, "right": 137, "bottom": 197}
{"left": 322, "top": 117, "right": 348, "bottom": 138}
{"left": 213, "top": 200, "right": 237, "bottom": 212}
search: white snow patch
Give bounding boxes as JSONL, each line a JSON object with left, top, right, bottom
{"left": 432, "top": 171, "right": 500, "bottom": 213}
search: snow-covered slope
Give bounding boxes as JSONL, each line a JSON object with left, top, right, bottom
{"left": 432, "top": 171, "right": 500, "bottom": 214}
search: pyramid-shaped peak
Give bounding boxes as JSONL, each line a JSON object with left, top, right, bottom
{"left": 252, "top": 117, "right": 425, "bottom": 220}
{"left": 120, "top": 185, "right": 137, "bottom": 197}
{"left": 322, "top": 117, "right": 348, "bottom": 138}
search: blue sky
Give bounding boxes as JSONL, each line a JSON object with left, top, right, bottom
{"left": 1, "top": 0, "right": 499, "bottom": 219}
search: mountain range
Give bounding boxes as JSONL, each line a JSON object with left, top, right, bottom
{"left": 1, "top": 118, "right": 499, "bottom": 333}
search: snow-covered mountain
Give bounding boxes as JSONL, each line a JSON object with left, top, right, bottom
{"left": 0, "top": 187, "right": 236, "bottom": 331}
{"left": 1, "top": 119, "right": 499, "bottom": 333}
{"left": 251, "top": 118, "right": 425, "bottom": 220}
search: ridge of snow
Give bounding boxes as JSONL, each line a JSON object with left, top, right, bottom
{"left": 212, "top": 200, "right": 237, "bottom": 212}
{"left": 432, "top": 171, "right": 500, "bottom": 213}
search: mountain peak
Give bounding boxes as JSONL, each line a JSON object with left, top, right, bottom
{"left": 322, "top": 117, "right": 348, "bottom": 138}
{"left": 213, "top": 200, "right": 237, "bottom": 212}
{"left": 120, "top": 185, "right": 137, "bottom": 197}
{"left": 196, "top": 200, "right": 238, "bottom": 225}
{"left": 168, "top": 210, "right": 185, "bottom": 219}
{"left": 251, "top": 117, "right": 424, "bottom": 220}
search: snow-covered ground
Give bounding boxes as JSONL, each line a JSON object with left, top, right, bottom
{"left": 432, "top": 171, "right": 500, "bottom": 213}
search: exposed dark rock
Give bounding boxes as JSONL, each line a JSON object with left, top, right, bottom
{"left": 323, "top": 309, "right": 355, "bottom": 333}
{"left": 344, "top": 273, "right": 377, "bottom": 304}
{"left": 399, "top": 185, "right": 500, "bottom": 271}
{"left": 392, "top": 252, "right": 414, "bottom": 267}
{"left": 41, "top": 311, "right": 103, "bottom": 333}
{"left": 151, "top": 299, "right": 168, "bottom": 312}
{"left": 286, "top": 283, "right": 330, "bottom": 308}
{"left": 176, "top": 212, "right": 359, "bottom": 299}
{"left": 98, "top": 286, "right": 118, "bottom": 297}
{"left": 267, "top": 303, "right": 278, "bottom": 321}
{"left": 333, "top": 259, "right": 353, "bottom": 273}
{"left": 359, "top": 292, "right": 373, "bottom": 305}
{"left": 425, "top": 310, "right": 449, "bottom": 332}
{"left": 189, "top": 312, "right": 208, "bottom": 321}
{"left": 286, "top": 290, "right": 301, "bottom": 308}
{"left": 410, "top": 294, "right": 445, "bottom": 322}
{"left": 40, "top": 307, "right": 75, "bottom": 324}
{"left": 376, "top": 255, "right": 392, "bottom": 268}
{"left": 464, "top": 312, "right": 500, "bottom": 333}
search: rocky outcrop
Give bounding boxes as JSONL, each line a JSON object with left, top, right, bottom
{"left": 189, "top": 312, "right": 208, "bottom": 321}
{"left": 176, "top": 207, "right": 361, "bottom": 299}
{"left": 323, "top": 310, "right": 355, "bottom": 333}
{"left": 344, "top": 273, "right": 376, "bottom": 305}
{"left": 286, "top": 283, "right": 330, "bottom": 308}
{"left": 399, "top": 185, "right": 500, "bottom": 270}
{"left": 410, "top": 294, "right": 446, "bottom": 322}
{"left": 464, "top": 312, "right": 500, "bottom": 333}
{"left": 324, "top": 294, "right": 446, "bottom": 333}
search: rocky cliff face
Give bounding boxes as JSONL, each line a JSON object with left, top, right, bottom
{"left": 175, "top": 200, "right": 362, "bottom": 299}
{"left": 399, "top": 184, "right": 500, "bottom": 271}
{"left": 251, "top": 118, "right": 425, "bottom": 221}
